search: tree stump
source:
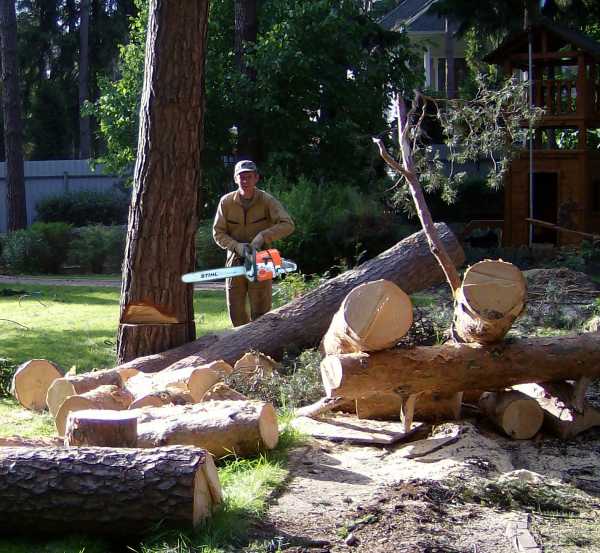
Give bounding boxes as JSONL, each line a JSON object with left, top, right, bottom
{"left": 10, "top": 359, "right": 62, "bottom": 411}
{"left": 322, "top": 279, "right": 413, "bottom": 355}
{"left": 0, "top": 446, "right": 221, "bottom": 535}
{"left": 64, "top": 409, "right": 138, "bottom": 447}
{"left": 479, "top": 390, "right": 544, "bottom": 439}
{"left": 55, "top": 385, "right": 134, "bottom": 437}
{"left": 453, "top": 260, "right": 526, "bottom": 344}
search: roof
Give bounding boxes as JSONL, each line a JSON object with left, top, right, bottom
{"left": 484, "top": 18, "right": 600, "bottom": 64}
{"left": 379, "top": 0, "right": 446, "bottom": 33}
{"left": 0, "top": 159, "right": 114, "bottom": 179}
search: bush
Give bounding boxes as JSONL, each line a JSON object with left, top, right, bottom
{"left": 264, "top": 175, "right": 410, "bottom": 274}
{"left": 0, "top": 358, "right": 16, "bottom": 398}
{"left": 36, "top": 189, "right": 129, "bottom": 226}
{"left": 195, "top": 221, "right": 226, "bottom": 270}
{"left": 69, "top": 225, "right": 126, "bottom": 273}
{"left": 1, "top": 222, "right": 72, "bottom": 274}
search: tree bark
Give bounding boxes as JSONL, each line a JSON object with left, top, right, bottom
{"left": 479, "top": 390, "right": 544, "bottom": 440}
{"left": 55, "top": 384, "right": 134, "bottom": 436}
{"left": 46, "top": 366, "right": 139, "bottom": 417}
{"left": 135, "top": 400, "right": 279, "bottom": 458}
{"left": 64, "top": 409, "right": 138, "bottom": 447}
{"left": 163, "top": 224, "right": 464, "bottom": 369}
{"left": 117, "top": 0, "right": 209, "bottom": 363}
{"left": 321, "top": 333, "right": 600, "bottom": 399}
{"left": 322, "top": 279, "right": 413, "bottom": 355}
{"left": 78, "top": 0, "right": 91, "bottom": 158}
{"left": 0, "top": 0, "right": 26, "bottom": 231}
{"left": 10, "top": 359, "right": 62, "bottom": 411}
{"left": 0, "top": 446, "right": 221, "bottom": 535}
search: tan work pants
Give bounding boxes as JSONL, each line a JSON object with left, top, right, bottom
{"left": 226, "top": 275, "right": 272, "bottom": 327}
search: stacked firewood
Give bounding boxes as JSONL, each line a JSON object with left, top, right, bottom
{"left": 318, "top": 260, "right": 600, "bottom": 441}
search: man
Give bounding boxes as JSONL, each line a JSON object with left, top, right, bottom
{"left": 213, "top": 160, "right": 295, "bottom": 327}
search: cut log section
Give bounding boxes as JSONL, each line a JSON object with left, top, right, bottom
{"left": 55, "top": 385, "right": 134, "bottom": 437}
{"left": 129, "top": 388, "right": 194, "bottom": 409}
{"left": 64, "top": 409, "right": 138, "bottom": 447}
{"left": 453, "top": 260, "right": 526, "bottom": 344}
{"left": 321, "top": 333, "right": 600, "bottom": 399}
{"left": 10, "top": 359, "right": 63, "bottom": 411}
{"left": 0, "top": 446, "right": 221, "bottom": 535}
{"left": 201, "top": 383, "right": 247, "bottom": 402}
{"left": 355, "top": 391, "right": 463, "bottom": 423}
{"left": 234, "top": 351, "right": 278, "bottom": 378}
{"left": 162, "top": 224, "right": 464, "bottom": 369}
{"left": 46, "top": 367, "right": 139, "bottom": 418}
{"left": 513, "top": 382, "right": 600, "bottom": 439}
{"left": 322, "top": 279, "right": 413, "bottom": 355}
{"left": 478, "top": 390, "right": 544, "bottom": 440}
{"left": 134, "top": 400, "right": 279, "bottom": 458}
{"left": 125, "top": 360, "right": 232, "bottom": 405}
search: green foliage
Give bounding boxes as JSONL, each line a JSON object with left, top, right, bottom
{"left": 35, "top": 189, "right": 129, "bottom": 226}
{"left": 1, "top": 222, "right": 72, "bottom": 274}
{"left": 195, "top": 221, "right": 226, "bottom": 270}
{"left": 0, "top": 358, "right": 16, "bottom": 398}
{"left": 273, "top": 272, "right": 322, "bottom": 308}
{"left": 265, "top": 174, "right": 407, "bottom": 273}
{"left": 68, "top": 225, "right": 126, "bottom": 273}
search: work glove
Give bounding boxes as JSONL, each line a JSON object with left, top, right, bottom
{"left": 250, "top": 232, "right": 265, "bottom": 250}
{"left": 234, "top": 242, "right": 248, "bottom": 257}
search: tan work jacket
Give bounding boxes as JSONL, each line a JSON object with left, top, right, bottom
{"left": 213, "top": 188, "right": 295, "bottom": 266}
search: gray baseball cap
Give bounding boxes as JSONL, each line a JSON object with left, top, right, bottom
{"left": 234, "top": 160, "right": 258, "bottom": 176}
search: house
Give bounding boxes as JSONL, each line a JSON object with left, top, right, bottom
{"left": 379, "top": 0, "right": 467, "bottom": 98}
{"left": 484, "top": 19, "right": 600, "bottom": 247}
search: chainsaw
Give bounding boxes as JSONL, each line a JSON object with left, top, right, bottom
{"left": 181, "top": 247, "right": 298, "bottom": 283}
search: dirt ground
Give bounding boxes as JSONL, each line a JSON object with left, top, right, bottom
{"left": 247, "top": 268, "right": 600, "bottom": 553}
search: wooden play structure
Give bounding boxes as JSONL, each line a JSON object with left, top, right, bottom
{"left": 485, "top": 20, "right": 600, "bottom": 246}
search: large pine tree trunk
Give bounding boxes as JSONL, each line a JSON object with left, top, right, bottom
{"left": 117, "top": 0, "right": 209, "bottom": 363}
{"left": 0, "top": 0, "right": 26, "bottom": 231}
{"left": 163, "top": 224, "right": 465, "bottom": 370}
{"left": 0, "top": 446, "right": 221, "bottom": 535}
{"left": 78, "top": 0, "right": 91, "bottom": 158}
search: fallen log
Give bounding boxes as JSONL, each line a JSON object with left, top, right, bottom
{"left": 129, "top": 388, "right": 194, "bottom": 409}
{"left": 321, "top": 333, "right": 600, "bottom": 399}
{"left": 479, "top": 390, "right": 544, "bottom": 440}
{"left": 513, "top": 381, "right": 600, "bottom": 439}
{"left": 453, "top": 260, "right": 526, "bottom": 345}
{"left": 234, "top": 351, "right": 278, "bottom": 378}
{"left": 201, "top": 382, "right": 247, "bottom": 401}
{"left": 55, "top": 384, "right": 134, "bottom": 437}
{"left": 10, "top": 359, "right": 62, "bottom": 411}
{"left": 46, "top": 366, "right": 139, "bottom": 418}
{"left": 322, "top": 279, "right": 413, "bottom": 355}
{"left": 161, "top": 224, "right": 464, "bottom": 369}
{"left": 0, "top": 446, "right": 221, "bottom": 535}
{"left": 134, "top": 400, "right": 278, "bottom": 458}
{"left": 0, "top": 436, "right": 63, "bottom": 447}
{"left": 64, "top": 409, "right": 138, "bottom": 447}
{"left": 124, "top": 361, "right": 232, "bottom": 405}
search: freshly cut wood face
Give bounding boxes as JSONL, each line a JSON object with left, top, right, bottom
{"left": 121, "top": 302, "right": 180, "bottom": 324}
{"left": 10, "top": 359, "right": 62, "bottom": 411}
{"left": 461, "top": 260, "right": 526, "bottom": 320}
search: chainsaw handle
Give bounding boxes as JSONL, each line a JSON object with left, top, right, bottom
{"left": 243, "top": 245, "right": 257, "bottom": 278}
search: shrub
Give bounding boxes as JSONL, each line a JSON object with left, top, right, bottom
{"left": 69, "top": 225, "right": 126, "bottom": 273}
{"left": 195, "top": 220, "right": 226, "bottom": 270}
{"left": 36, "top": 189, "right": 129, "bottom": 226}
{"left": 1, "top": 222, "right": 72, "bottom": 274}
{"left": 0, "top": 358, "right": 16, "bottom": 398}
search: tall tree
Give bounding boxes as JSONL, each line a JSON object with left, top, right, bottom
{"left": 116, "top": 0, "right": 209, "bottom": 363}
{"left": 0, "top": 0, "right": 26, "bottom": 230}
{"left": 79, "top": 0, "right": 91, "bottom": 158}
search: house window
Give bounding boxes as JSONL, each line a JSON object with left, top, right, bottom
{"left": 437, "top": 58, "right": 446, "bottom": 93}
{"left": 437, "top": 58, "right": 468, "bottom": 94}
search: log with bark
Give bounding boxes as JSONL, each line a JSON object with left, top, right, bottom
{"left": 321, "top": 279, "right": 413, "bottom": 355}
{"left": 129, "top": 388, "right": 194, "bottom": 409}
{"left": 452, "top": 260, "right": 526, "bottom": 345}
{"left": 0, "top": 446, "right": 221, "bottom": 535}
{"left": 10, "top": 359, "right": 62, "bottom": 411}
{"left": 46, "top": 366, "right": 139, "bottom": 417}
{"left": 124, "top": 360, "right": 232, "bottom": 406}
{"left": 64, "top": 409, "right": 138, "bottom": 447}
{"left": 478, "top": 390, "right": 544, "bottom": 440}
{"left": 513, "top": 381, "right": 600, "bottom": 439}
{"left": 134, "top": 400, "right": 278, "bottom": 458}
{"left": 55, "top": 385, "right": 134, "bottom": 437}
{"left": 162, "top": 224, "right": 464, "bottom": 370}
{"left": 321, "top": 333, "right": 600, "bottom": 400}
{"left": 0, "top": 436, "right": 63, "bottom": 447}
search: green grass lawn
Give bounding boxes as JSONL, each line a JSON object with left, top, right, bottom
{"left": 0, "top": 284, "right": 231, "bottom": 371}
{"left": 0, "top": 283, "right": 297, "bottom": 553}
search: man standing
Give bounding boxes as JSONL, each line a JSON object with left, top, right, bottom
{"left": 213, "top": 160, "right": 295, "bottom": 327}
